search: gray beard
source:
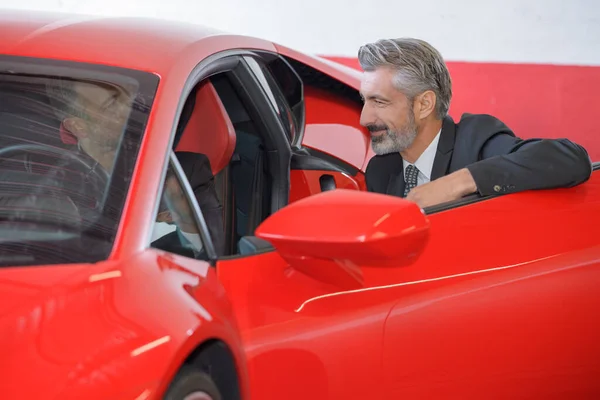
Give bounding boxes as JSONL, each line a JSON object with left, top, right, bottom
{"left": 371, "top": 124, "right": 418, "bottom": 155}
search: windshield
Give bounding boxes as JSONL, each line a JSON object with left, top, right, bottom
{"left": 0, "top": 55, "right": 159, "bottom": 266}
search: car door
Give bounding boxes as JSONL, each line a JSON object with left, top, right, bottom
{"left": 199, "top": 53, "right": 390, "bottom": 399}
{"left": 241, "top": 47, "right": 600, "bottom": 398}
{"left": 378, "top": 169, "right": 600, "bottom": 398}
{"left": 215, "top": 231, "right": 397, "bottom": 400}
{"left": 204, "top": 49, "right": 600, "bottom": 399}
{"left": 216, "top": 168, "right": 600, "bottom": 400}
{"left": 241, "top": 52, "right": 368, "bottom": 203}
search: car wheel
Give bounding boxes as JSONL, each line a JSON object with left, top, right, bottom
{"left": 164, "top": 366, "right": 222, "bottom": 400}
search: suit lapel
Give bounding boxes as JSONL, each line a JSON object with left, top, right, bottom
{"left": 430, "top": 116, "right": 456, "bottom": 180}
{"left": 386, "top": 168, "right": 405, "bottom": 197}
{"left": 384, "top": 116, "right": 456, "bottom": 197}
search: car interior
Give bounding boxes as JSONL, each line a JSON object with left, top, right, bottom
{"left": 173, "top": 72, "right": 274, "bottom": 257}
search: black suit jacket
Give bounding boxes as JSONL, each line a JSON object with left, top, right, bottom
{"left": 365, "top": 113, "right": 592, "bottom": 197}
{"left": 151, "top": 229, "right": 209, "bottom": 261}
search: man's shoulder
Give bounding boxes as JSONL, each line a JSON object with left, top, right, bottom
{"left": 365, "top": 152, "right": 403, "bottom": 175}
{"left": 364, "top": 152, "right": 403, "bottom": 192}
{"left": 454, "top": 113, "right": 515, "bottom": 138}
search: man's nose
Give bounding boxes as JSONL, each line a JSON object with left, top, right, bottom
{"left": 359, "top": 103, "right": 374, "bottom": 127}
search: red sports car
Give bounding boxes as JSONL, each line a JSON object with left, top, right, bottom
{"left": 1, "top": 8, "right": 600, "bottom": 400}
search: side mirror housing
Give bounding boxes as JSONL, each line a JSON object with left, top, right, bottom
{"left": 255, "top": 189, "right": 430, "bottom": 289}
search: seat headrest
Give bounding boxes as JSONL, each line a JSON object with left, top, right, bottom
{"left": 175, "top": 81, "right": 237, "bottom": 174}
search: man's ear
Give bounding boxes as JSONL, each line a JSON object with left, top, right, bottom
{"left": 415, "top": 90, "right": 437, "bottom": 120}
{"left": 63, "top": 117, "right": 88, "bottom": 139}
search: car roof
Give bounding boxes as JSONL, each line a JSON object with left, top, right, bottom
{"left": 0, "top": 8, "right": 276, "bottom": 75}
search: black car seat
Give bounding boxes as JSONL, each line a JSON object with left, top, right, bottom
{"left": 174, "top": 81, "right": 236, "bottom": 255}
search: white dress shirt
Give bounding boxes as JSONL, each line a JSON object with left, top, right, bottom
{"left": 151, "top": 221, "right": 204, "bottom": 253}
{"left": 403, "top": 129, "right": 442, "bottom": 186}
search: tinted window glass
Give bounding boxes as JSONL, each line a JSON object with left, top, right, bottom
{"left": 0, "top": 56, "right": 158, "bottom": 266}
{"left": 151, "top": 159, "right": 208, "bottom": 260}
{"left": 244, "top": 55, "right": 304, "bottom": 144}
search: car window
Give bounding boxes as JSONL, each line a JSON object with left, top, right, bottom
{"left": 0, "top": 55, "right": 158, "bottom": 267}
{"left": 176, "top": 72, "right": 273, "bottom": 257}
{"left": 244, "top": 55, "right": 304, "bottom": 144}
{"left": 151, "top": 155, "right": 211, "bottom": 260}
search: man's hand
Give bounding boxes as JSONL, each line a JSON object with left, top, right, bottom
{"left": 405, "top": 168, "right": 478, "bottom": 208}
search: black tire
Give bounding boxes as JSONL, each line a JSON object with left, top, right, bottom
{"left": 164, "top": 365, "right": 222, "bottom": 400}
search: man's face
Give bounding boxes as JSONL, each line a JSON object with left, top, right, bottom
{"left": 359, "top": 67, "right": 418, "bottom": 155}
{"left": 157, "top": 175, "right": 198, "bottom": 233}
{"left": 71, "top": 82, "right": 132, "bottom": 149}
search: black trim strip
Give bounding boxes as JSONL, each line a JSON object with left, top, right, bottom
{"left": 234, "top": 59, "right": 292, "bottom": 212}
{"left": 301, "top": 147, "right": 360, "bottom": 176}
{"left": 290, "top": 153, "right": 345, "bottom": 173}
{"left": 423, "top": 193, "right": 497, "bottom": 215}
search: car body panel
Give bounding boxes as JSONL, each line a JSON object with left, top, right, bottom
{"left": 218, "top": 173, "right": 600, "bottom": 399}
{"left": 0, "top": 250, "right": 246, "bottom": 399}
{"left": 0, "top": 9, "right": 274, "bottom": 76}
{"left": 274, "top": 43, "right": 363, "bottom": 89}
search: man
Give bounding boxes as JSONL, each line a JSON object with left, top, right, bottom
{"left": 359, "top": 38, "right": 592, "bottom": 208}
{"left": 52, "top": 79, "right": 132, "bottom": 173}
{"left": 151, "top": 152, "right": 225, "bottom": 259}
{"left": 49, "top": 79, "right": 225, "bottom": 256}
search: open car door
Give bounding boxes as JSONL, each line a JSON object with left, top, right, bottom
{"left": 242, "top": 51, "right": 371, "bottom": 203}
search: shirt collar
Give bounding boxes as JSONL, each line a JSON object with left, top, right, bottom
{"left": 403, "top": 129, "right": 442, "bottom": 180}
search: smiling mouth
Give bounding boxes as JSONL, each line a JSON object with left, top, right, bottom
{"left": 367, "top": 124, "right": 388, "bottom": 137}
{"left": 370, "top": 130, "right": 386, "bottom": 137}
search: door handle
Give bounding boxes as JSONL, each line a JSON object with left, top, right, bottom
{"left": 319, "top": 174, "right": 336, "bottom": 192}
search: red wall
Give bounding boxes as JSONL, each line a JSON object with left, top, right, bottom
{"left": 324, "top": 57, "right": 600, "bottom": 161}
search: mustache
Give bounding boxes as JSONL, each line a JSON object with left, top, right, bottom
{"left": 366, "top": 124, "right": 388, "bottom": 133}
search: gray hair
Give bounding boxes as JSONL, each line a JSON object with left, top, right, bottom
{"left": 46, "top": 78, "right": 87, "bottom": 121}
{"left": 358, "top": 38, "right": 452, "bottom": 119}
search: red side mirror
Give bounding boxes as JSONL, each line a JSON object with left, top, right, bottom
{"left": 255, "top": 189, "right": 430, "bottom": 289}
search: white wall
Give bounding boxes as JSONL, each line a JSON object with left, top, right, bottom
{"left": 2, "top": 0, "right": 599, "bottom": 65}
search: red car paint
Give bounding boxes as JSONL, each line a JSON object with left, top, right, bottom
{"left": 1, "top": 8, "right": 599, "bottom": 400}
{"left": 0, "top": 251, "right": 244, "bottom": 399}
{"left": 220, "top": 179, "right": 600, "bottom": 399}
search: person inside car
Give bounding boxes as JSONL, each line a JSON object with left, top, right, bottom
{"left": 151, "top": 152, "right": 225, "bottom": 259}
{"left": 47, "top": 78, "right": 225, "bottom": 257}
{"left": 359, "top": 38, "right": 592, "bottom": 208}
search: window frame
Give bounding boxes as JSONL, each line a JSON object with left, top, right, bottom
{"left": 241, "top": 52, "right": 305, "bottom": 149}
{"left": 142, "top": 51, "right": 243, "bottom": 266}
{"left": 154, "top": 150, "right": 219, "bottom": 262}
{"left": 143, "top": 49, "right": 296, "bottom": 263}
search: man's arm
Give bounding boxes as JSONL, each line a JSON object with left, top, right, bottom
{"left": 466, "top": 134, "right": 592, "bottom": 196}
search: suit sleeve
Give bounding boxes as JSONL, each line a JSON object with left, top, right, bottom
{"left": 466, "top": 131, "right": 592, "bottom": 196}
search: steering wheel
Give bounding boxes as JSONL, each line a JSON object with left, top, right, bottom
{"left": 0, "top": 143, "right": 110, "bottom": 213}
